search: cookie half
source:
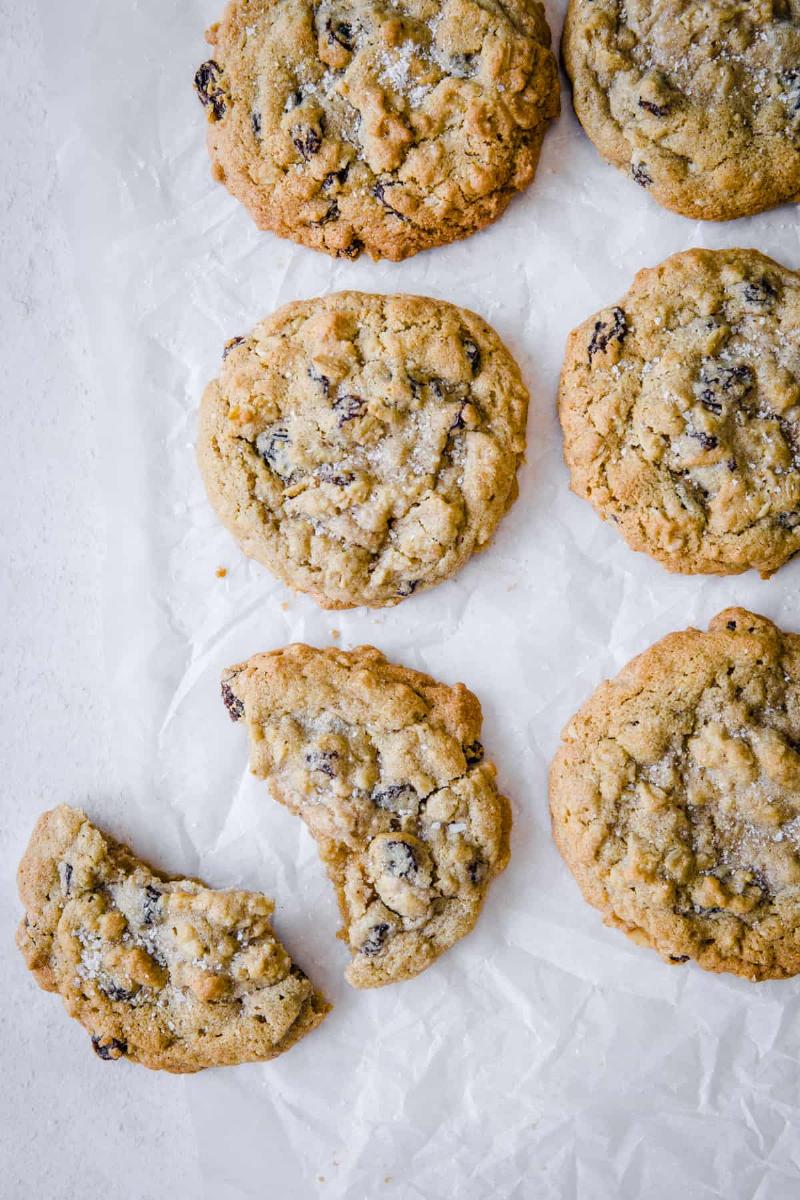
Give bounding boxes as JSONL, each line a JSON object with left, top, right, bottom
{"left": 550, "top": 609, "right": 800, "bottom": 981}
{"left": 222, "top": 645, "right": 511, "bottom": 987}
{"left": 563, "top": 0, "right": 800, "bottom": 220}
{"left": 198, "top": 291, "right": 529, "bottom": 608}
{"left": 17, "top": 805, "right": 329, "bottom": 1072}
{"left": 559, "top": 248, "right": 800, "bottom": 578}
{"left": 194, "top": 0, "right": 559, "bottom": 260}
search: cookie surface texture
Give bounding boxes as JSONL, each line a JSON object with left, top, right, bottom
{"left": 222, "top": 644, "right": 511, "bottom": 987}
{"left": 550, "top": 609, "right": 800, "bottom": 980}
{"left": 563, "top": 0, "right": 800, "bottom": 220}
{"left": 199, "top": 291, "right": 530, "bottom": 609}
{"left": 17, "top": 805, "right": 329, "bottom": 1072}
{"left": 559, "top": 248, "right": 800, "bottom": 578}
{"left": 195, "top": 0, "right": 559, "bottom": 259}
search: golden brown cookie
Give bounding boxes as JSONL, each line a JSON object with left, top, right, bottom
{"left": 559, "top": 248, "right": 800, "bottom": 578}
{"left": 222, "top": 644, "right": 511, "bottom": 987}
{"left": 17, "top": 805, "right": 329, "bottom": 1072}
{"left": 563, "top": 0, "right": 800, "bottom": 220}
{"left": 194, "top": 0, "right": 559, "bottom": 259}
{"left": 550, "top": 609, "right": 800, "bottom": 980}
{"left": 198, "top": 291, "right": 529, "bottom": 608}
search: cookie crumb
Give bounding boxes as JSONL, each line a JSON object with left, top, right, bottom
{"left": 216, "top": 566, "right": 228, "bottom": 578}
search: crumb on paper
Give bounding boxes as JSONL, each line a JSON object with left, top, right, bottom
{"left": 331, "top": 629, "right": 340, "bottom": 641}
{"left": 216, "top": 566, "right": 228, "bottom": 578}
{"left": 281, "top": 601, "right": 290, "bottom": 612}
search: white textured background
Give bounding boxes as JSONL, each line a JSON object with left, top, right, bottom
{"left": 2, "top": 1, "right": 800, "bottom": 1197}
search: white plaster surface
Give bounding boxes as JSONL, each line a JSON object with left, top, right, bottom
{"left": 3, "top": 2, "right": 800, "bottom": 1198}
{"left": 0, "top": 4, "right": 201, "bottom": 1197}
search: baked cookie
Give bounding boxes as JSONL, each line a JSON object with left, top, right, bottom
{"left": 562, "top": 0, "right": 800, "bottom": 220}
{"left": 17, "top": 805, "right": 329, "bottom": 1072}
{"left": 550, "top": 609, "right": 800, "bottom": 981}
{"left": 222, "top": 645, "right": 511, "bottom": 987}
{"left": 198, "top": 291, "right": 529, "bottom": 609}
{"left": 559, "top": 248, "right": 800, "bottom": 578}
{"left": 194, "top": 0, "right": 559, "bottom": 260}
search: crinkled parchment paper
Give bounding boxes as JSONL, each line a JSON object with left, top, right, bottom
{"left": 34, "top": 0, "right": 800, "bottom": 1195}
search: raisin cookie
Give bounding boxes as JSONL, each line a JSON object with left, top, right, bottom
{"left": 563, "top": 0, "right": 800, "bottom": 220}
{"left": 559, "top": 248, "right": 800, "bottom": 578}
{"left": 194, "top": 0, "right": 559, "bottom": 260}
{"left": 17, "top": 805, "right": 329, "bottom": 1072}
{"left": 222, "top": 644, "right": 511, "bottom": 987}
{"left": 198, "top": 291, "right": 529, "bottom": 608}
{"left": 550, "top": 609, "right": 800, "bottom": 980}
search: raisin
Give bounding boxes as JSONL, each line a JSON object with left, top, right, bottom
{"left": 588, "top": 307, "right": 627, "bottom": 361}
{"left": 316, "top": 464, "right": 353, "bottom": 486}
{"left": 468, "top": 860, "right": 487, "bottom": 885}
{"left": 691, "top": 431, "right": 719, "bottom": 451}
{"left": 292, "top": 127, "right": 323, "bottom": 161}
{"left": 449, "top": 403, "right": 467, "bottom": 432}
{"left": 463, "top": 339, "right": 482, "bottom": 376}
{"left": 778, "top": 512, "right": 800, "bottom": 530}
{"left": 326, "top": 19, "right": 354, "bottom": 50}
{"left": 314, "top": 201, "right": 340, "bottom": 226}
{"left": 323, "top": 164, "right": 350, "bottom": 190}
{"left": 373, "top": 783, "right": 416, "bottom": 811}
{"left": 92, "top": 1036, "right": 128, "bottom": 1061}
{"left": 251, "top": 111, "right": 262, "bottom": 137}
{"left": 194, "top": 60, "right": 227, "bottom": 120}
{"left": 669, "top": 955, "right": 690, "bottom": 963}
{"left": 62, "top": 862, "right": 73, "bottom": 894}
{"left": 397, "top": 581, "right": 418, "bottom": 598}
{"left": 142, "top": 885, "right": 162, "bottom": 926}
{"left": 373, "top": 180, "right": 407, "bottom": 221}
{"left": 747, "top": 867, "right": 772, "bottom": 901}
{"left": 638, "top": 98, "right": 669, "bottom": 116}
{"left": 256, "top": 427, "right": 293, "bottom": 478}
{"left": 334, "top": 395, "right": 365, "bottom": 426}
{"left": 383, "top": 840, "right": 417, "bottom": 879}
{"left": 782, "top": 69, "right": 800, "bottom": 115}
{"left": 308, "top": 365, "right": 330, "bottom": 396}
{"left": 361, "top": 923, "right": 390, "bottom": 956}
{"left": 221, "top": 682, "right": 244, "bottom": 722}
{"left": 697, "top": 362, "right": 753, "bottom": 413}
{"left": 464, "top": 740, "right": 484, "bottom": 766}
{"left": 631, "top": 162, "right": 652, "bottom": 187}
{"left": 306, "top": 749, "right": 338, "bottom": 778}
{"left": 223, "top": 336, "right": 244, "bottom": 360}
{"left": 449, "top": 53, "right": 477, "bottom": 79}
{"left": 102, "top": 982, "right": 137, "bottom": 1003}
{"left": 338, "top": 239, "right": 363, "bottom": 260}
{"left": 742, "top": 278, "right": 777, "bottom": 306}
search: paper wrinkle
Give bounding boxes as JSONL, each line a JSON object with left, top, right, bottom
{"left": 35, "top": 0, "right": 800, "bottom": 1194}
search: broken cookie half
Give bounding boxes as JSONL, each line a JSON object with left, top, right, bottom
{"left": 17, "top": 805, "right": 329, "bottom": 1072}
{"left": 222, "top": 645, "right": 511, "bottom": 987}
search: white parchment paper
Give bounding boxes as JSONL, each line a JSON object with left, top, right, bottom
{"left": 35, "top": 0, "right": 800, "bottom": 1194}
